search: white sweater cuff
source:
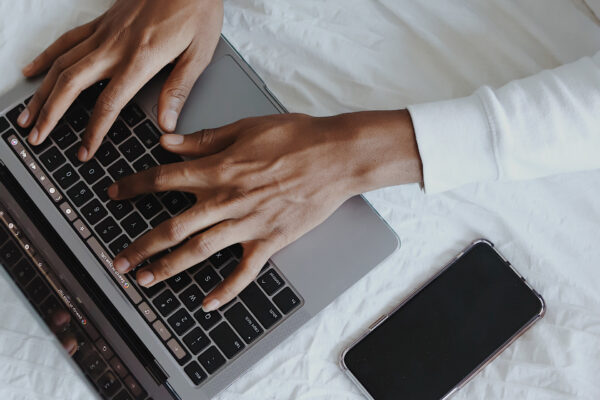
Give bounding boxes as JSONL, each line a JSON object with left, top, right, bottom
{"left": 407, "top": 92, "right": 498, "bottom": 193}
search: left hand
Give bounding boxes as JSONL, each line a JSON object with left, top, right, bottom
{"left": 109, "top": 111, "right": 422, "bottom": 311}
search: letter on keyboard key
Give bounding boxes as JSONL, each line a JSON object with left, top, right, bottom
{"left": 198, "top": 346, "right": 226, "bottom": 374}
{"left": 96, "top": 141, "right": 120, "bottom": 166}
{"left": 194, "top": 266, "right": 222, "bottom": 293}
{"left": 135, "top": 194, "right": 162, "bottom": 219}
{"left": 107, "top": 119, "right": 131, "bottom": 144}
{"left": 194, "top": 308, "right": 222, "bottom": 331}
{"left": 224, "top": 303, "right": 264, "bottom": 344}
{"left": 184, "top": 361, "right": 208, "bottom": 385}
{"left": 108, "top": 159, "right": 133, "bottom": 181}
{"left": 121, "top": 211, "right": 148, "bottom": 239}
{"left": 134, "top": 120, "right": 161, "bottom": 148}
{"left": 209, "top": 322, "right": 245, "bottom": 359}
{"left": 239, "top": 282, "right": 282, "bottom": 329}
{"left": 167, "top": 272, "right": 192, "bottom": 293}
{"left": 119, "top": 137, "right": 145, "bottom": 162}
{"left": 95, "top": 217, "right": 122, "bottom": 243}
{"left": 107, "top": 200, "right": 133, "bottom": 220}
{"left": 92, "top": 176, "right": 113, "bottom": 202}
{"left": 133, "top": 154, "right": 157, "bottom": 173}
{"left": 179, "top": 285, "right": 204, "bottom": 311}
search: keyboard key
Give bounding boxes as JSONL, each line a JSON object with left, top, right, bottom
{"left": 273, "top": 287, "right": 301, "bottom": 315}
{"left": 109, "top": 357, "right": 128, "bottom": 379}
{"left": 219, "top": 259, "right": 238, "bottom": 279}
{"left": 184, "top": 361, "right": 207, "bottom": 385}
{"left": 132, "top": 154, "right": 157, "bottom": 173}
{"left": 209, "top": 322, "right": 245, "bottom": 359}
{"left": 198, "top": 346, "right": 226, "bottom": 374}
{"left": 39, "top": 146, "right": 66, "bottom": 172}
{"left": 183, "top": 327, "right": 210, "bottom": 355}
{"left": 230, "top": 244, "right": 243, "bottom": 259}
{"left": 194, "top": 266, "right": 222, "bottom": 293}
{"left": 40, "top": 296, "right": 62, "bottom": 319}
{"left": 109, "top": 234, "right": 130, "bottom": 256}
{"left": 65, "top": 105, "right": 89, "bottom": 132}
{"left": 96, "top": 141, "right": 120, "bottom": 166}
{"left": 194, "top": 308, "right": 222, "bottom": 331}
{"left": 97, "top": 371, "right": 121, "bottom": 397}
{"left": 123, "top": 375, "right": 146, "bottom": 400}
{"left": 210, "top": 249, "right": 232, "bottom": 268}
{"left": 167, "top": 272, "right": 192, "bottom": 293}
{"left": 52, "top": 164, "right": 79, "bottom": 189}
{"left": 239, "top": 282, "right": 282, "bottom": 329}
{"left": 138, "top": 301, "right": 157, "bottom": 323}
{"left": 121, "top": 103, "right": 145, "bottom": 127}
{"left": 160, "top": 191, "right": 189, "bottom": 215}
{"left": 167, "top": 308, "right": 194, "bottom": 335}
{"left": 151, "top": 319, "right": 172, "bottom": 341}
{"left": 0, "top": 227, "right": 8, "bottom": 243}
{"left": 26, "top": 276, "right": 50, "bottom": 304}
{"left": 121, "top": 211, "right": 148, "bottom": 238}
{"left": 74, "top": 219, "right": 92, "bottom": 239}
{"left": 224, "top": 303, "right": 264, "bottom": 344}
{"left": 153, "top": 289, "right": 181, "bottom": 317}
{"left": 0, "top": 116, "right": 8, "bottom": 133}
{"left": 13, "top": 258, "right": 36, "bottom": 286}
{"left": 107, "top": 119, "right": 131, "bottom": 144}
{"left": 150, "top": 211, "right": 170, "bottom": 228}
{"left": 65, "top": 142, "right": 83, "bottom": 166}
{"left": 119, "top": 137, "right": 145, "bottom": 162}
{"left": 107, "top": 159, "right": 133, "bottom": 181}
{"left": 107, "top": 200, "right": 133, "bottom": 220}
{"left": 67, "top": 182, "right": 93, "bottom": 207}
{"left": 92, "top": 176, "right": 112, "bottom": 202}
{"left": 258, "top": 269, "right": 285, "bottom": 296}
{"left": 78, "top": 81, "right": 107, "bottom": 110}
{"left": 30, "top": 136, "right": 53, "bottom": 154}
{"left": 81, "top": 352, "right": 107, "bottom": 379}
{"left": 0, "top": 241, "right": 21, "bottom": 266}
{"left": 134, "top": 120, "right": 161, "bottom": 148}
{"left": 95, "top": 216, "right": 122, "bottom": 243}
{"left": 79, "top": 159, "right": 104, "bottom": 184}
{"left": 151, "top": 146, "right": 182, "bottom": 165}
{"left": 135, "top": 194, "right": 162, "bottom": 219}
{"left": 95, "top": 338, "right": 114, "bottom": 361}
{"left": 81, "top": 199, "right": 108, "bottom": 225}
{"left": 179, "top": 285, "right": 204, "bottom": 311}
{"left": 114, "top": 390, "right": 133, "bottom": 400}
{"left": 140, "top": 280, "right": 165, "bottom": 298}
{"left": 166, "top": 337, "right": 190, "bottom": 365}
{"left": 6, "top": 104, "right": 31, "bottom": 137}
{"left": 50, "top": 123, "right": 77, "bottom": 149}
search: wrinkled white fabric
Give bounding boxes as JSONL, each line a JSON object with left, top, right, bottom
{"left": 0, "top": 1, "right": 599, "bottom": 399}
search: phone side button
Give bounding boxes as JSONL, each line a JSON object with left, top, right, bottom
{"left": 368, "top": 314, "right": 388, "bottom": 331}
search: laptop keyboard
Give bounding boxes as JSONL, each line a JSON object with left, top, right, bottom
{"left": 0, "top": 83, "right": 302, "bottom": 387}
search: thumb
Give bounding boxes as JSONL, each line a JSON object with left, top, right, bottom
{"left": 160, "top": 121, "right": 240, "bottom": 157}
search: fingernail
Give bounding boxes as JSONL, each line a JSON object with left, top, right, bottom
{"left": 22, "top": 63, "right": 34, "bottom": 75}
{"left": 107, "top": 184, "right": 118, "bottom": 199}
{"left": 17, "top": 108, "right": 30, "bottom": 126}
{"left": 78, "top": 146, "right": 88, "bottom": 162}
{"left": 162, "top": 110, "right": 178, "bottom": 132}
{"left": 162, "top": 133, "right": 184, "bottom": 146}
{"left": 114, "top": 257, "right": 130, "bottom": 273}
{"left": 28, "top": 128, "right": 39, "bottom": 144}
{"left": 203, "top": 299, "right": 220, "bottom": 312}
{"left": 137, "top": 270, "right": 154, "bottom": 287}
{"left": 65, "top": 340, "right": 77, "bottom": 354}
{"left": 52, "top": 311, "right": 69, "bottom": 326}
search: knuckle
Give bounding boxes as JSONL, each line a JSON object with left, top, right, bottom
{"left": 95, "top": 92, "right": 118, "bottom": 114}
{"left": 126, "top": 244, "right": 149, "bottom": 264}
{"left": 154, "top": 258, "right": 177, "bottom": 279}
{"left": 53, "top": 55, "right": 68, "bottom": 71}
{"left": 192, "top": 235, "right": 213, "bottom": 258}
{"left": 197, "top": 129, "right": 216, "bottom": 148}
{"left": 36, "top": 106, "right": 50, "bottom": 126}
{"left": 57, "top": 68, "right": 78, "bottom": 89}
{"left": 164, "top": 220, "right": 187, "bottom": 243}
{"left": 166, "top": 85, "right": 190, "bottom": 104}
{"left": 151, "top": 166, "right": 168, "bottom": 189}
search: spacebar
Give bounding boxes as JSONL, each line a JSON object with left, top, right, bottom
{"left": 87, "top": 236, "right": 142, "bottom": 304}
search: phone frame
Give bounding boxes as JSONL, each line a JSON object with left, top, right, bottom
{"left": 339, "top": 238, "right": 546, "bottom": 400}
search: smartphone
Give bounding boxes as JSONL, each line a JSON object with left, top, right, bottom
{"left": 340, "top": 239, "right": 545, "bottom": 400}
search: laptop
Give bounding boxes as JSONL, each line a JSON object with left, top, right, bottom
{"left": 0, "top": 35, "right": 399, "bottom": 400}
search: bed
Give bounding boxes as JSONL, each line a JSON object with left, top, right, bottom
{"left": 1, "top": 0, "right": 599, "bottom": 399}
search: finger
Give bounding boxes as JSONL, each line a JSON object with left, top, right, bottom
{"left": 202, "top": 241, "right": 273, "bottom": 311}
{"left": 160, "top": 120, "right": 242, "bottom": 157}
{"left": 28, "top": 51, "right": 110, "bottom": 146}
{"left": 23, "top": 19, "right": 98, "bottom": 77}
{"left": 19, "top": 37, "right": 99, "bottom": 130}
{"left": 135, "top": 219, "right": 250, "bottom": 287}
{"left": 49, "top": 309, "right": 71, "bottom": 334}
{"left": 158, "top": 48, "right": 210, "bottom": 132}
{"left": 61, "top": 335, "right": 78, "bottom": 356}
{"left": 113, "top": 203, "right": 231, "bottom": 273}
{"left": 78, "top": 60, "right": 162, "bottom": 161}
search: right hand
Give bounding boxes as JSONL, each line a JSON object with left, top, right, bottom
{"left": 17, "top": 0, "right": 223, "bottom": 162}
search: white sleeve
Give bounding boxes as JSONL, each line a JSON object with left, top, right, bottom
{"left": 407, "top": 50, "right": 600, "bottom": 193}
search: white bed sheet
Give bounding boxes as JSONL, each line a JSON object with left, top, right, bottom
{"left": 1, "top": 1, "right": 599, "bottom": 399}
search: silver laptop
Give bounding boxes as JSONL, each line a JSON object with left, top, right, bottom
{"left": 0, "top": 36, "right": 398, "bottom": 400}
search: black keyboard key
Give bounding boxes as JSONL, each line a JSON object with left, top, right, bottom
{"left": 183, "top": 327, "right": 210, "bottom": 355}
{"left": 153, "top": 289, "right": 181, "bottom": 316}
{"left": 121, "top": 211, "right": 148, "bottom": 238}
{"left": 13, "top": 258, "right": 36, "bottom": 286}
{"left": 107, "top": 159, "right": 133, "bottom": 181}
{"left": 180, "top": 285, "right": 204, "bottom": 311}
{"left": 230, "top": 244, "right": 243, "bottom": 259}
{"left": 219, "top": 259, "right": 238, "bottom": 279}
{"left": 97, "top": 371, "right": 121, "bottom": 397}
{"left": 119, "top": 137, "right": 145, "bottom": 162}
{"left": 26, "top": 276, "right": 50, "bottom": 304}
{"left": 132, "top": 154, "right": 157, "bottom": 173}
{"left": 81, "top": 352, "right": 107, "bottom": 379}
{"left": 273, "top": 287, "right": 301, "bottom": 315}
{"left": 239, "top": 282, "right": 282, "bottom": 329}
{"left": 167, "top": 308, "right": 194, "bottom": 335}
{"left": 39, "top": 146, "right": 66, "bottom": 172}
{"left": 134, "top": 120, "right": 161, "bottom": 148}
{"left": 79, "top": 159, "right": 104, "bottom": 184}
{"left": 81, "top": 199, "right": 108, "bottom": 225}
{"left": 0, "top": 241, "right": 22, "bottom": 267}
{"left": 209, "top": 322, "right": 245, "bottom": 359}
{"left": 64, "top": 142, "right": 83, "bottom": 166}
{"left": 140, "top": 280, "right": 165, "bottom": 298}
{"left": 163, "top": 270, "right": 191, "bottom": 292}
{"left": 6, "top": 104, "right": 31, "bottom": 137}
{"left": 50, "top": 123, "right": 76, "bottom": 149}
{"left": 107, "top": 200, "right": 133, "bottom": 220}
{"left": 109, "top": 234, "right": 130, "bottom": 256}
{"left": 52, "top": 164, "right": 79, "bottom": 189}
{"left": 121, "top": 103, "right": 145, "bottom": 127}
{"left": 151, "top": 146, "right": 182, "bottom": 165}
{"left": 114, "top": 390, "right": 133, "bottom": 400}
{"left": 0, "top": 115, "right": 8, "bottom": 133}
{"left": 194, "top": 308, "right": 222, "bottom": 331}
{"left": 65, "top": 105, "right": 88, "bottom": 132}
{"left": 95, "top": 217, "right": 122, "bottom": 243}
{"left": 40, "top": 296, "right": 62, "bottom": 319}
{"left": 224, "top": 303, "right": 264, "bottom": 344}
{"left": 184, "top": 361, "right": 207, "bottom": 385}
{"left": 0, "top": 227, "right": 7, "bottom": 243}
{"left": 135, "top": 194, "right": 162, "bottom": 219}
{"left": 78, "top": 80, "right": 107, "bottom": 110}
{"left": 160, "top": 191, "right": 189, "bottom": 215}
{"left": 198, "top": 346, "right": 226, "bottom": 374}
{"left": 29, "top": 136, "right": 53, "bottom": 154}
{"left": 258, "top": 269, "right": 285, "bottom": 296}
{"left": 194, "top": 266, "right": 222, "bottom": 293}
{"left": 67, "top": 181, "right": 93, "bottom": 207}
{"left": 92, "top": 176, "right": 112, "bottom": 202}
{"left": 96, "top": 141, "right": 119, "bottom": 166}
{"left": 107, "top": 119, "right": 131, "bottom": 144}
{"left": 210, "top": 249, "right": 232, "bottom": 268}
{"left": 150, "top": 211, "right": 170, "bottom": 228}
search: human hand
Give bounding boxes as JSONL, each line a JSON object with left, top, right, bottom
{"left": 109, "top": 111, "right": 422, "bottom": 311}
{"left": 17, "top": 0, "right": 223, "bottom": 161}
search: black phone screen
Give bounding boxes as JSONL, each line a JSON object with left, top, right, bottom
{"left": 343, "top": 242, "right": 544, "bottom": 399}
